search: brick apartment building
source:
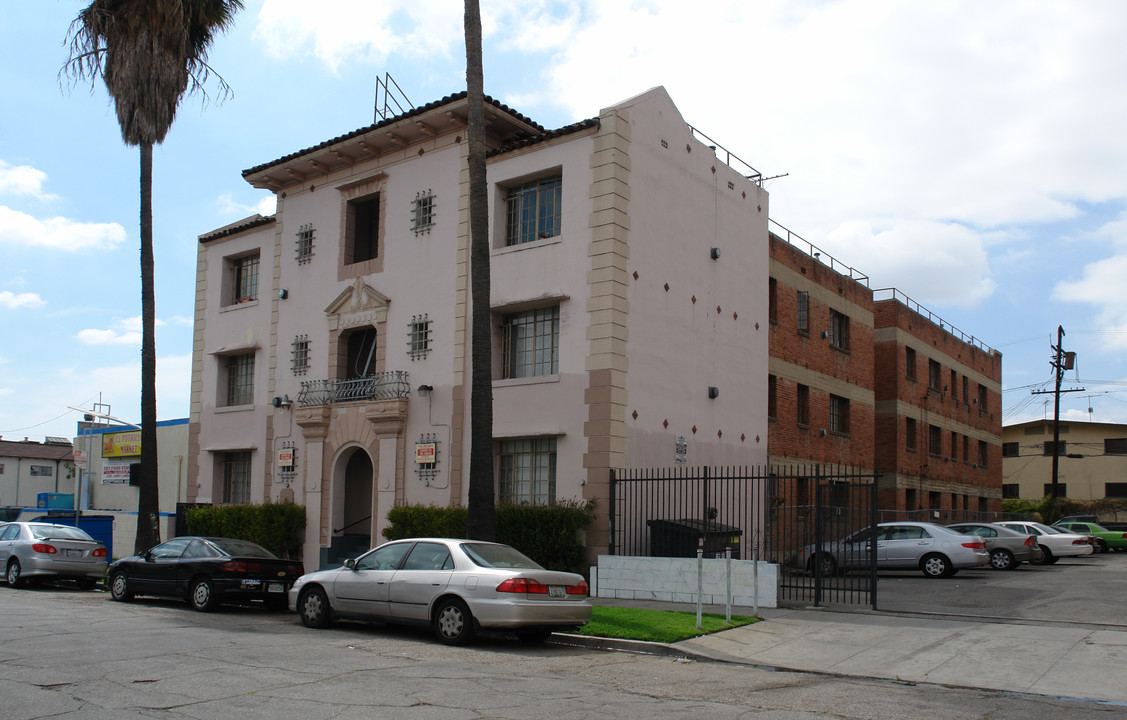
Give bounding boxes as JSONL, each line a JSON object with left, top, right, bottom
{"left": 767, "top": 227, "right": 1003, "bottom": 516}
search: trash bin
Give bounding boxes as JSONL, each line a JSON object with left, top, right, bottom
{"left": 0, "top": 506, "right": 21, "bottom": 522}
{"left": 647, "top": 518, "right": 742, "bottom": 559}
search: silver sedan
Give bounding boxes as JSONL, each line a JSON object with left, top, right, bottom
{"left": 793, "top": 521, "right": 991, "bottom": 578}
{"left": 0, "top": 522, "right": 109, "bottom": 589}
{"left": 289, "top": 538, "right": 592, "bottom": 645}
{"left": 947, "top": 522, "right": 1042, "bottom": 570}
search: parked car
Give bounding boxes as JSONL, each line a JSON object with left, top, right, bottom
{"left": 1053, "top": 521, "right": 1127, "bottom": 553}
{"left": 108, "top": 536, "right": 304, "bottom": 612}
{"left": 0, "top": 521, "right": 108, "bottom": 589}
{"left": 290, "top": 538, "right": 592, "bottom": 645}
{"left": 791, "top": 521, "right": 991, "bottom": 578}
{"left": 1057, "top": 515, "right": 1127, "bottom": 531}
{"left": 946, "top": 522, "right": 1042, "bottom": 570}
{"left": 995, "top": 521, "right": 1094, "bottom": 564}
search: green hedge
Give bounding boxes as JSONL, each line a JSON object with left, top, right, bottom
{"left": 1002, "top": 497, "right": 1127, "bottom": 525}
{"left": 185, "top": 502, "right": 306, "bottom": 560}
{"left": 382, "top": 500, "right": 595, "bottom": 576}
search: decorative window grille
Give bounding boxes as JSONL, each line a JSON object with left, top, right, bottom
{"left": 296, "top": 224, "right": 314, "bottom": 264}
{"left": 415, "top": 433, "right": 439, "bottom": 481}
{"left": 412, "top": 190, "right": 435, "bottom": 235}
{"left": 226, "top": 353, "right": 255, "bottom": 406}
{"left": 408, "top": 314, "right": 431, "bottom": 360}
{"left": 292, "top": 335, "right": 310, "bottom": 375}
{"left": 277, "top": 441, "right": 297, "bottom": 481}
{"left": 221, "top": 451, "right": 252, "bottom": 504}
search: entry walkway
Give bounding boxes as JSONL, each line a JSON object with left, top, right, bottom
{"left": 585, "top": 601, "right": 1127, "bottom": 705}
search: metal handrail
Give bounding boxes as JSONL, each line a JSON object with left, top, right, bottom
{"left": 872, "top": 288, "right": 997, "bottom": 355}
{"left": 297, "top": 371, "right": 411, "bottom": 407}
{"left": 687, "top": 124, "right": 763, "bottom": 183}
{"left": 768, "top": 219, "right": 870, "bottom": 286}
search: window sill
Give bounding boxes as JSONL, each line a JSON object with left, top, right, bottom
{"left": 494, "top": 374, "right": 561, "bottom": 389}
{"left": 215, "top": 404, "right": 255, "bottom": 414}
{"left": 830, "top": 430, "right": 850, "bottom": 438}
{"left": 831, "top": 345, "right": 850, "bottom": 355}
{"left": 797, "top": 422, "right": 810, "bottom": 430}
{"left": 493, "top": 235, "right": 563, "bottom": 256}
{"left": 220, "top": 299, "right": 260, "bottom": 313}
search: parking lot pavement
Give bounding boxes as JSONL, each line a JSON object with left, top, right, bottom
{"left": 592, "top": 552, "right": 1127, "bottom": 705}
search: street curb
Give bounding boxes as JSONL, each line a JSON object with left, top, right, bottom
{"left": 548, "top": 632, "right": 719, "bottom": 663}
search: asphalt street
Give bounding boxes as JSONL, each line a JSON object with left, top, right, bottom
{"left": 1, "top": 583, "right": 1121, "bottom": 720}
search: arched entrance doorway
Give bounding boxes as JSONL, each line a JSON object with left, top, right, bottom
{"left": 328, "top": 446, "right": 374, "bottom": 566}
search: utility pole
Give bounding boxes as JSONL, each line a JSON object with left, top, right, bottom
{"left": 1032, "top": 326, "right": 1083, "bottom": 505}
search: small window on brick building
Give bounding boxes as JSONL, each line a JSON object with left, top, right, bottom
{"left": 962, "top": 376, "right": 969, "bottom": 403}
{"left": 978, "top": 440, "right": 989, "bottom": 467}
{"left": 767, "top": 374, "right": 777, "bottom": 419}
{"left": 906, "top": 417, "right": 917, "bottom": 451}
{"left": 950, "top": 430, "right": 958, "bottom": 458}
{"left": 978, "top": 383, "right": 988, "bottom": 412}
{"left": 830, "top": 395, "right": 850, "bottom": 435}
{"left": 768, "top": 278, "right": 777, "bottom": 324}
{"left": 928, "top": 359, "right": 941, "bottom": 391}
{"left": 797, "top": 384, "right": 810, "bottom": 426}
{"left": 905, "top": 347, "right": 916, "bottom": 381}
{"left": 796, "top": 291, "right": 809, "bottom": 334}
{"left": 929, "top": 424, "right": 942, "bottom": 456}
{"left": 950, "top": 369, "right": 957, "bottom": 396}
{"left": 829, "top": 310, "right": 849, "bottom": 351}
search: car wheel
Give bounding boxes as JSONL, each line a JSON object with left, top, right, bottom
{"left": 433, "top": 598, "right": 475, "bottom": 646}
{"left": 990, "top": 549, "right": 1016, "bottom": 571}
{"left": 189, "top": 577, "right": 217, "bottom": 612}
{"left": 1096, "top": 539, "right": 1109, "bottom": 554}
{"left": 109, "top": 571, "right": 134, "bottom": 601}
{"left": 299, "top": 587, "right": 333, "bottom": 628}
{"left": 808, "top": 553, "right": 838, "bottom": 577}
{"left": 6, "top": 559, "right": 24, "bottom": 588}
{"left": 516, "top": 628, "right": 553, "bottom": 644}
{"left": 1036, "top": 546, "right": 1055, "bottom": 565}
{"left": 921, "top": 553, "right": 952, "bottom": 578}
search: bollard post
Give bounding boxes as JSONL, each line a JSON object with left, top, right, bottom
{"left": 696, "top": 537, "right": 704, "bottom": 630}
{"left": 725, "top": 545, "right": 732, "bottom": 623}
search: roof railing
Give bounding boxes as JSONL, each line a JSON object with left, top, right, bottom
{"left": 768, "top": 219, "right": 870, "bottom": 286}
{"left": 872, "top": 287, "right": 997, "bottom": 355}
{"left": 687, "top": 124, "right": 763, "bottom": 183}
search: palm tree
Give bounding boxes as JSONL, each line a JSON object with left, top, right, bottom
{"left": 64, "top": 0, "right": 244, "bottom": 553}
{"left": 464, "top": 0, "right": 495, "bottom": 541}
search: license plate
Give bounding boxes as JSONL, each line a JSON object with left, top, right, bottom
{"left": 65, "top": 549, "right": 83, "bottom": 558}
{"left": 548, "top": 585, "right": 565, "bottom": 598}
{"left": 241, "top": 579, "right": 262, "bottom": 588}
{"left": 268, "top": 583, "right": 284, "bottom": 593}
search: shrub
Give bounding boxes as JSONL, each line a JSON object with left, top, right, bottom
{"left": 382, "top": 500, "right": 596, "bottom": 575}
{"left": 186, "top": 502, "right": 306, "bottom": 560}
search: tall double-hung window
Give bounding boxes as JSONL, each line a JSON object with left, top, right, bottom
{"left": 501, "top": 306, "right": 559, "bottom": 379}
{"left": 505, "top": 176, "right": 562, "bottom": 245}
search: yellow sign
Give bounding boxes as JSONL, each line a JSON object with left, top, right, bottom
{"left": 102, "top": 430, "right": 141, "bottom": 458}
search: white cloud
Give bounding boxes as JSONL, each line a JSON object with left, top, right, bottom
{"left": 217, "top": 193, "right": 277, "bottom": 218}
{"left": 0, "top": 206, "right": 126, "bottom": 251}
{"left": 0, "top": 160, "right": 57, "bottom": 201}
{"left": 0, "top": 290, "right": 45, "bottom": 309}
{"left": 1052, "top": 211, "right": 1127, "bottom": 349}
{"left": 77, "top": 328, "right": 142, "bottom": 346}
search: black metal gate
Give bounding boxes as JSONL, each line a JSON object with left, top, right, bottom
{"left": 767, "top": 466, "right": 878, "bottom": 609}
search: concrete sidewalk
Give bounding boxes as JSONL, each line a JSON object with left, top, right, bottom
{"left": 585, "top": 601, "right": 1127, "bottom": 705}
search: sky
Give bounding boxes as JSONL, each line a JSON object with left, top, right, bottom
{"left": 3, "top": 0, "right": 1127, "bottom": 441}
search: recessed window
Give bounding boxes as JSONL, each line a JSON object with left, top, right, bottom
{"left": 906, "top": 417, "right": 917, "bottom": 451}
{"left": 797, "top": 384, "right": 810, "bottom": 426}
{"left": 1002, "top": 442, "right": 1019, "bottom": 457}
{"left": 343, "top": 328, "right": 378, "bottom": 380}
{"left": 408, "top": 314, "right": 431, "bottom": 360}
{"left": 505, "top": 176, "right": 561, "bottom": 246}
{"left": 225, "top": 353, "right": 255, "bottom": 406}
{"left": 978, "top": 440, "right": 989, "bottom": 467}
{"left": 501, "top": 306, "right": 559, "bottom": 379}
{"left": 229, "top": 252, "right": 259, "bottom": 304}
{"left": 346, "top": 194, "right": 380, "bottom": 264}
{"left": 829, "top": 310, "right": 849, "bottom": 351}
{"left": 412, "top": 190, "right": 435, "bottom": 235}
{"left": 829, "top": 395, "right": 850, "bottom": 435}
{"left": 767, "top": 374, "right": 777, "bottom": 419}
{"left": 1043, "top": 441, "right": 1066, "bottom": 457}
{"left": 929, "top": 424, "right": 942, "bottom": 456}
{"left": 796, "top": 292, "right": 809, "bottom": 334}
{"left": 219, "top": 451, "right": 252, "bottom": 504}
{"left": 1002, "top": 484, "right": 1020, "bottom": 499}
{"left": 498, "top": 437, "right": 556, "bottom": 505}
{"left": 905, "top": 347, "right": 916, "bottom": 381}
{"left": 1105, "top": 438, "right": 1127, "bottom": 455}
{"left": 768, "top": 278, "right": 778, "bottom": 324}
{"left": 292, "top": 335, "right": 310, "bottom": 376}
{"left": 928, "top": 359, "right": 941, "bottom": 391}
{"left": 1105, "top": 482, "right": 1127, "bottom": 499}
{"left": 1043, "top": 483, "right": 1067, "bottom": 498}
{"left": 29, "top": 465, "right": 53, "bottom": 477}
{"left": 296, "top": 224, "right": 314, "bottom": 264}
{"left": 978, "top": 383, "right": 988, "bottom": 412}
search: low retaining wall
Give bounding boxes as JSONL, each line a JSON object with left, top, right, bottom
{"left": 592, "top": 555, "right": 778, "bottom": 608}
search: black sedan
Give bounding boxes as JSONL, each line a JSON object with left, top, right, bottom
{"left": 108, "top": 536, "right": 303, "bottom": 612}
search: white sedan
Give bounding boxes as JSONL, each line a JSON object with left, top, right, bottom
{"left": 289, "top": 538, "right": 591, "bottom": 645}
{"left": 995, "top": 521, "right": 1094, "bottom": 564}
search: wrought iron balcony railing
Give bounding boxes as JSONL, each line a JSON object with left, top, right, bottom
{"left": 297, "top": 371, "right": 411, "bottom": 407}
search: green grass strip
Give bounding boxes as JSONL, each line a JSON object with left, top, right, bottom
{"left": 573, "top": 605, "right": 758, "bottom": 643}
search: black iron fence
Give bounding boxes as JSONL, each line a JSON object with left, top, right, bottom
{"left": 609, "top": 466, "right": 768, "bottom": 561}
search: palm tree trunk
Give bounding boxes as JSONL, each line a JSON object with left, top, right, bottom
{"left": 136, "top": 141, "right": 160, "bottom": 553}
{"left": 464, "top": 0, "right": 495, "bottom": 541}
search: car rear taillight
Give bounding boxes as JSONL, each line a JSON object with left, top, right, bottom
{"left": 1072, "top": 538, "right": 1089, "bottom": 545}
{"left": 219, "top": 560, "right": 248, "bottom": 573}
{"left": 92, "top": 548, "right": 108, "bottom": 558}
{"left": 961, "top": 540, "right": 986, "bottom": 550}
{"left": 31, "top": 543, "right": 57, "bottom": 554}
{"left": 288, "top": 563, "right": 304, "bottom": 575}
{"left": 1024, "top": 537, "right": 1038, "bottom": 547}
{"left": 496, "top": 577, "right": 549, "bottom": 594}
{"left": 566, "top": 580, "right": 588, "bottom": 596}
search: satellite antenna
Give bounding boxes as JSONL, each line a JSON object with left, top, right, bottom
{"left": 374, "top": 73, "right": 414, "bottom": 123}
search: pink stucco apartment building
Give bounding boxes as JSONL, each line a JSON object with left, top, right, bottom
{"left": 189, "top": 88, "right": 772, "bottom": 568}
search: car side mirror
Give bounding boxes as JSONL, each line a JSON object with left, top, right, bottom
{"left": 343, "top": 558, "right": 356, "bottom": 571}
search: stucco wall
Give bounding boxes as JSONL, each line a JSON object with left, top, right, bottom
{"left": 593, "top": 554, "right": 777, "bottom": 608}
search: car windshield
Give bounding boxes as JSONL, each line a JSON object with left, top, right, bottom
{"left": 29, "top": 524, "right": 94, "bottom": 541}
{"left": 461, "top": 542, "right": 543, "bottom": 569}
{"left": 208, "top": 538, "right": 277, "bottom": 558}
